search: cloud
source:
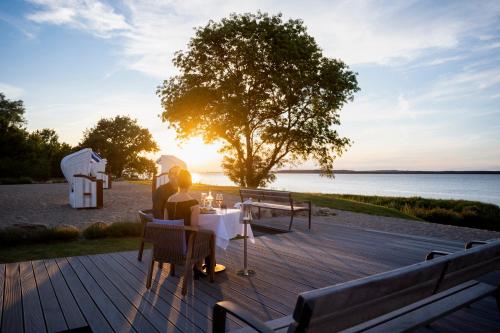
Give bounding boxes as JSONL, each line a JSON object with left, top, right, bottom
{"left": 0, "top": 83, "right": 25, "bottom": 99}
{"left": 414, "top": 66, "right": 500, "bottom": 102}
{"left": 26, "top": 0, "right": 130, "bottom": 38}
{"left": 24, "top": 0, "right": 500, "bottom": 78}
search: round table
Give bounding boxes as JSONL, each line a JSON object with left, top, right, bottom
{"left": 198, "top": 208, "right": 255, "bottom": 272}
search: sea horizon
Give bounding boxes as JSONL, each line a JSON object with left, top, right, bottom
{"left": 193, "top": 172, "right": 500, "bottom": 207}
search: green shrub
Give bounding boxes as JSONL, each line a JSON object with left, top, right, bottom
{"left": 50, "top": 225, "right": 80, "bottom": 241}
{"left": 413, "top": 208, "right": 463, "bottom": 225}
{"left": 0, "top": 227, "right": 31, "bottom": 246}
{"left": 83, "top": 222, "right": 109, "bottom": 239}
{"left": 330, "top": 194, "right": 500, "bottom": 231}
{"left": 0, "top": 225, "right": 80, "bottom": 246}
{"left": 105, "top": 222, "right": 142, "bottom": 237}
{"left": 0, "top": 177, "right": 33, "bottom": 185}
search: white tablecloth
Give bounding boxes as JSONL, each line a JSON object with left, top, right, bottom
{"left": 198, "top": 208, "right": 255, "bottom": 250}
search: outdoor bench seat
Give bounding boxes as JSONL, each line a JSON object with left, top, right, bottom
{"left": 213, "top": 239, "right": 500, "bottom": 333}
{"left": 240, "top": 188, "right": 311, "bottom": 231}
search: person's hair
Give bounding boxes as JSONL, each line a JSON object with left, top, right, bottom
{"left": 177, "top": 169, "right": 192, "bottom": 189}
{"left": 168, "top": 165, "right": 181, "bottom": 176}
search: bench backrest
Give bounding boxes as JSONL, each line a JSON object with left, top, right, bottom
{"left": 289, "top": 239, "right": 500, "bottom": 333}
{"left": 435, "top": 239, "right": 500, "bottom": 292}
{"left": 240, "top": 188, "right": 292, "bottom": 203}
{"left": 288, "top": 259, "right": 447, "bottom": 332}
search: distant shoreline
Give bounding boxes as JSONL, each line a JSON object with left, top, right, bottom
{"left": 275, "top": 170, "right": 500, "bottom": 174}
{"left": 197, "top": 170, "right": 500, "bottom": 175}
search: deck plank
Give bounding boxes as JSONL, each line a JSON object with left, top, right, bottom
{"left": 32, "top": 260, "right": 67, "bottom": 333}
{"left": 83, "top": 254, "right": 182, "bottom": 333}
{"left": 66, "top": 256, "right": 135, "bottom": 333}
{"left": 44, "top": 259, "right": 87, "bottom": 330}
{"left": 113, "top": 252, "right": 244, "bottom": 331}
{"left": 75, "top": 255, "right": 158, "bottom": 333}
{"left": 2, "top": 263, "right": 23, "bottom": 333}
{"left": 54, "top": 258, "right": 114, "bottom": 333}
{"left": 96, "top": 253, "right": 208, "bottom": 332}
{"left": 19, "top": 262, "right": 46, "bottom": 333}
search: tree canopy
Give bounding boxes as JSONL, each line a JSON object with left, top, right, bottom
{"left": 158, "top": 12, "right": 359, "bottom": 187}
{"left": 0, "top": 93, "right": 72, "bottom": 180}
{"left": 79, "top": 115, "right": 158, "bottom": 178}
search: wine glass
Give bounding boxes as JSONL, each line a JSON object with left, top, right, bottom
{"left": 201, "top": 193, "right": 207, "bottom": 208}
{"left": 215, "top": 193, "right": 223, "bottom": 209}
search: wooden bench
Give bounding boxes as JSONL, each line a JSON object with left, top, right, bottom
{"left": 240, "top": 188, "right": 311, "bottom": 231}
{"left": 213, "top": 239, "right": 500, "bottom": 332}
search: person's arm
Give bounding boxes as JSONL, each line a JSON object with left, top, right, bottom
{"left": 191, "top": 204, "right": 200, "bottom": 227}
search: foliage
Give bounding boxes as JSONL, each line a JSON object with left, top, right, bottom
{"left": 331, "top": 194, "right": 500, "bottom": 231}
{"left": 0, "top": 177, "right": 33, "bottom": 184}
{"left": 158, "top": 12, "right": 359, "bottom": 187}
{"left": 0, "top": 225, "right": 80, "bottom": 247}
{"left": 0, "top": 93, "right": 73, "bottom": 180}
{"left": 82, "top": 222, "right": 109, "bottom": 239}
{"left": 82, "top": 221, "right": 142, "bottom": 239}
{"left": 104, "top": 222, "right": 142, "bottom": 237}
{"left": 79, "top": 115, "right": 158, "bottom": 178}
{"left": 0, "top": 238, "right": 149, "bottom": 263}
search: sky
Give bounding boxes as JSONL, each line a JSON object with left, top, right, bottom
{"left": 1, "top": 0, "right": 499, "bottom": 172}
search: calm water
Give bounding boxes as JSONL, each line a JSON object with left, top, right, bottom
{"left": 195, "top": 173, "right": 500, "bottom": 206}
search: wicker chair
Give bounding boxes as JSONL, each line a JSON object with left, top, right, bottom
{"left": 138, "top": 209, "right": 154, "bottom": 261}
{"left": 144, "top": 223, "right": 216, "bottom": 295}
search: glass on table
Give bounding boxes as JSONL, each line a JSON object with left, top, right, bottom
{"left": 215, "top": 193, "right": 223, "bottom": 209}
{"left": 201, "top": 192, "right": 207, "bottom": 208}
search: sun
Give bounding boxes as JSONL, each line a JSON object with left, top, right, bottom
{"left": 164, "top": 137, "right": 222, "bottom": 173}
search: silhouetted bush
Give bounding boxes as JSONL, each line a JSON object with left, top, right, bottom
{"left": 50, "top": 225, "right": 80, "bottom": 241}
{"left": 0, "top": 224, "right": 79, "bottom": 246}
{"left": 82, "top": 222, "right": 109, "bottom": 239}
{"left": 105, "top": 222, "right": 142, "bottom": 237}
{"left": 0, "top": 177, "right": 33, "bottom": 185}
{"left": 332, "top": 194, "right": 500, "bottom": 231}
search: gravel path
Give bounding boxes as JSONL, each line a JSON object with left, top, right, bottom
{"left": 1, "top": 182, "right": 498, "bottom": 242}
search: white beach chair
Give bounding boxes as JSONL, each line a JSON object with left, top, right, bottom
{"left": 90, "top": 152, "right": 111, "bottom": 189}
{"left": 61, "top": 148, "right": 103, "bottom": 208}
{"left": 152, "top": 155, "right": 187, "bottom": 193}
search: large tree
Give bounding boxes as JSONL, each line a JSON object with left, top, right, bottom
{"left": 158, "top": 13, "right": 359, "bottom": 187}
{"left": 0, "top": 93, "right": 73, "bottom": 179}
{"left": 80, "top": 115, "right": 158, "bottom": 178}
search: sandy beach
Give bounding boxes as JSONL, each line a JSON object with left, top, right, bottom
{"left": 1, "top": 181, "right": 498, "bottom": 242}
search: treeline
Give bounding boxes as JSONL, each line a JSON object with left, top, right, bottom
{"left": 0, "top": 93, "right": 159, "bottom": 183}
{"left": 0, "top": 93, "right": 72, "bottom": 181}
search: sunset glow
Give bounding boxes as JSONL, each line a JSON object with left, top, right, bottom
{"left": 162, "top": 137, "right": 223, "bottom": 172}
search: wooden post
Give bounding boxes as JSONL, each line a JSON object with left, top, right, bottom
{"left": 96, "top": 180, "right": 104, "bottom": 208}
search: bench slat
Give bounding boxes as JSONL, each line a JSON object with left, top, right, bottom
{"left": 364, "top": 282, "right": 497, "bottom": 333}
{"left": 232, "top": 315, "right": 294, "bottom": 333}
{"left": 251, "top": 203, "right": 308, "bottom": 211}
{"left": 340, "top": 280, "right": 479, "bottom": 333}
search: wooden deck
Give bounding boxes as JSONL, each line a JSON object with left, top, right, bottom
{"left": 1, "top": 217, "right": 499, "bottom": 332}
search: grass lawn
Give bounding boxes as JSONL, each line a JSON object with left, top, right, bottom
{"left": 0, "top": 237, "right": 150, "bottom": 263}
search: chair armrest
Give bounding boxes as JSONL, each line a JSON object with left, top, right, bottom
{"left": 425, "top": 250, "right": 452, "bottom": 260}
{"left": 213, "top": 301, "right": 274, "bottom": 333}
{"left": 465, "top": 240, "right": 489, "bottom": 249}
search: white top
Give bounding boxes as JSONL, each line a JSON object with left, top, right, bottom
{"left": 198, "top": 208, "right": 255, "bottom": 250}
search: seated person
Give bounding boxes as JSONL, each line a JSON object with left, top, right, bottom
{"left": 166, "top": 169, "right": 208, "bottom": 277}
{"left": 152, "top": 165, "right": 180, "bottom": 218}
{"left": 166, "top": 169, "right": 200, "bottom": 227}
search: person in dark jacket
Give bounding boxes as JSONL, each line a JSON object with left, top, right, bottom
{"left": 152, "top": 166, "right": 180, "bottom": 218}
